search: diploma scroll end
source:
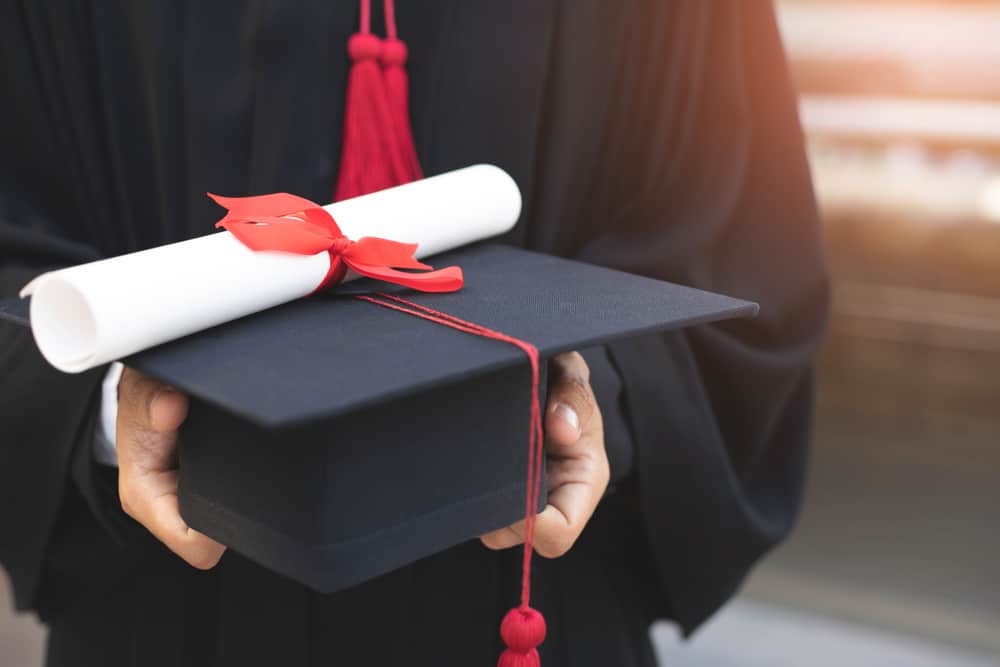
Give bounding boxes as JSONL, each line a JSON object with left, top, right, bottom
{"left": 27, "top": 276, "right": 100, "bottom": 374}
{"left": 18, "top": 273, "right": 48, "bottom": 299}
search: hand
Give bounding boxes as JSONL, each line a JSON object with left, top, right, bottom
{"left": 116, "top": 366, "right": 226, "bottom": 569}
{"left": 480, "top": 351, "right": 610, "bottom": 558}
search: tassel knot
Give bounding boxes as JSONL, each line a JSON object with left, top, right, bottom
{"left": 347, "top": 32, "right": 382, "bottom": 61}
{"left": 497, "top": 607, "right": 546, "bottom": 667}
{"left": 380, "top": 37, "right": 408, "bottom": 66}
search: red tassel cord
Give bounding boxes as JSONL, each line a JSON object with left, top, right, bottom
{"left": 380, "top": 0, "right": 423, "bottom": 182}
{"left": 335, "top": 0, "right": 421, "bottom": 201}
{"left": 337, "top": 3, "right": 540, "bottom": 662}
{"left": 355, "top": 293, "right": 548, "bottom": 667}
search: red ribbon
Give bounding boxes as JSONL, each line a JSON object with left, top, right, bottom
{"left": 207, "top": 192, "right": 464, "bottom": 293}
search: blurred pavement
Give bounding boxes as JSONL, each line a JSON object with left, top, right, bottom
{"left": 653, "top": 599, "right": 1000, "bottom": 667}
{"left": 0, "top": 573, "right": 45, "bottom": 667}
{"left": 4, "top": 573, "right": 998, "bottom": 666}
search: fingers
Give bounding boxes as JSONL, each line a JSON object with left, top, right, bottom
{"left": 481, "top": 352, "right": 609, "bottom": 558}
{"left": 116, "top": 367, "right": 225, "bottom": 570}
{"left": 117, "top": 368, "right": 188, "bottom": 473}
{"left": 480, "top": 450, "right": 609, "bottom": 557}
{"left": 479, "top": 483, "right": 605, "bottom": 558}
{"left": 120, "top": 468, "right": 227, "bottom": 570}
{"left": 545, "top": 352, "right": 600, "bottom": 451}
{"left": 480, "top": 522, "right": 526, "bottom": 551}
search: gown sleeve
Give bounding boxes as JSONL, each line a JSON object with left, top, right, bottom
{"left": 575, "top": 0, "right": 830, "bottom": 633}
{"left": 0, "top": 2, "right": 145, "bottom": 612}
{"left": 0, "top": 196, "right": 108, "bottom": 611}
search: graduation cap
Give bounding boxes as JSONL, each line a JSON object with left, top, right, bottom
{"left": 1, "top": 239, "right": 756, "bottom": 662}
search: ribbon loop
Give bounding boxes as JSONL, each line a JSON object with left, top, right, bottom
{"left": 208, "top": 192, "right": 464, "bottom": 294}
{"left": 347, "top": 237, "right": 429, "bottom": 270}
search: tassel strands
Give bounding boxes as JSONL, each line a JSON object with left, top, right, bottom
{"left": 380, "top": 0, "right": 422, "bottom": 182}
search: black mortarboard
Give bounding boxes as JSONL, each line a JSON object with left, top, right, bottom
{"left": 1, "top": 243, "right": 756, "bottom": 595}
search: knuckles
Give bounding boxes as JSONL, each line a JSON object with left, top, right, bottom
{"left": 556, "top": 375, "right": 595, "bottom": 411}
{"left": 552, "top": 351, "right": 590, "bottom": 382}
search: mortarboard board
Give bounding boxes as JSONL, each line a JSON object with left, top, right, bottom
{"left": 0, "top": 242, "right": 756, "bottom": 595}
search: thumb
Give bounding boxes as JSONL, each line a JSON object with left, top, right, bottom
{"left": 118, "top": 369, "right": 188, "bottom": 472}
{"left": 546, "top": 352, "right": 598, "bottom": 450}
{"left": 116, "top": 367, "right": 223, "bottom": 570}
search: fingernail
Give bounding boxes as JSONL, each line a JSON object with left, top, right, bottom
{"left": 553, "top": 403, "right": 580, "bottom": 433}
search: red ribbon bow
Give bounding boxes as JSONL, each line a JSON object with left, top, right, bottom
{"left": 208, "top": 192, "right": 464, "bottom": 293}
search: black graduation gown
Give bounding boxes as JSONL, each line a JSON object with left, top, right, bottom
{"left": 0, "top": 1, "right": 829, "bottom": 665}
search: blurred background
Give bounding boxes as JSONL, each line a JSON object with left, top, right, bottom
{"left": 660, "top": 0, "right": 1000, "bottom": 664}
{"left": 3, "top": 0, "right": 999, "bottom": 664}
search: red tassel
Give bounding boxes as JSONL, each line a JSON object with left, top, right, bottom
{"left": 380, "top": 0, "right": 422, "bottom": 182}
{"left": 498, "top": 607, "right": 546, "bottom": 667}
{"left": 337, "top": 4, "right": 548, "bottom": 664}
{"left": 334, "top": 31, "right": 396, "bottom": 201}
{"left": 381, "top": 37, "right": 422, "bottom": 182}
{"left": 335, "top": 0, "right": 420, "bottom": 201}
{"left": 335, "top": 0, "right": 410, "bottom": 201}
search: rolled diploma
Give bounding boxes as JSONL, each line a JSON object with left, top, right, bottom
{"left": 20, "top": 164, "right": 521, "bottom": 373}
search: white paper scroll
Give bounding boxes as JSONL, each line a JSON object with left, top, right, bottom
{"left": 21, "top": 164, "right": 521, "bottom": 373}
